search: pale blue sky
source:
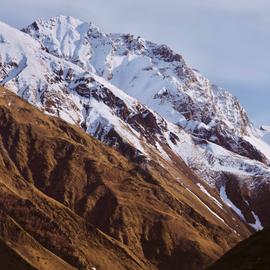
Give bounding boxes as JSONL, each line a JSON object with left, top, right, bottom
{"left": 1, "top": 0, "right": 269, "bottom": 126}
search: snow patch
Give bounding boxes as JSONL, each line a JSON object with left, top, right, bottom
{"left": 249, "top": 211, "right": 263, "bottom": 231}
{"left": 186, "top": 187, "right": 225, "bottom": 224}
{"left": 196, "top": 183, "right": 223, "bottom": 209}
{"left": 220, "top": 185, "right": 245, "bottom": 221}
{"left": 219, "top": 185, "right": 263, "bottom": 231}
{"left": 155, "top": 142, "right": 171, "bottom": 161}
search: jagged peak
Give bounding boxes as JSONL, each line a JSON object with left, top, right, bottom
{"left": 23, "top": 15, "right": 101, "bottom": 36}
{"left": 23, "top": 15, "right": 189, "bottom": 65}
{"left": 21, "top": 15, "right": 254, "bottom": 138}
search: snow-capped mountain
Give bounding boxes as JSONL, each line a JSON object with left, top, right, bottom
{"left": 1, "top": 16, "right": 270, "bottom": 232}
{"left": 23, "top": 15, "right": 269, "bottom": 164}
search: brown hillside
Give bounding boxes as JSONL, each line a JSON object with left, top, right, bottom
{"left": 0, "top": 87, "right": 250, "bottom": 269}
{"left": 0, "top": 236, "right": 38, "bottom": 270}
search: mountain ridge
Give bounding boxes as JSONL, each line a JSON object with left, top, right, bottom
{"left": 1, "top": 15, "right": 270, "bottom": 233}
{"left": 0, "top": 86, "right": 249, "bottom": 269}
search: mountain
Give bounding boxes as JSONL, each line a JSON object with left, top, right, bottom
{"left": 0, "top": 87, "right": 251, "bottom": 269}
{"left": 0, "top": 88, "right": 148, "bottom": 270}
{"left": 22, "top": 15, "right": 270, "bottom": 164}
{"left": 0, "top": 14, "right": 270, "bottom": 262}
{"left": 208, "top": 229, "right": 270, "bottom": 270}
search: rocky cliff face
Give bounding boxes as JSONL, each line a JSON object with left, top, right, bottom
{"left": 23, "top": 15, "right": 265, "bottom": 163}
{"left": 1, "top": 15, "right": 270, "bottom": 238}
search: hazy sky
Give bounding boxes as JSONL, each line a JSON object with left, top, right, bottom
{"left": 0, "top": 0, "right": 269, "bottom": 126}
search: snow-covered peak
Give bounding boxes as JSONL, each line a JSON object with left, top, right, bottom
{"left": 37, "top": 15, "right": 86, "bottom": 27}
{"left": 22, "top": 16, "right": 266, "bottom": 163}
{"left": 22, "top": 15, "right": 103, "bottom": 72}
{"left": 29, "top": 15, "right": 100, "bottom": 35}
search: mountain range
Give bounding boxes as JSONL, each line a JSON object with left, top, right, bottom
{"left": 0, "top": 15, "right": 269, "bottom": 269}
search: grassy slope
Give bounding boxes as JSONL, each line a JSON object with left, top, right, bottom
{"left": 0, "top": 238, "right": 38, "bottom": 270}
{"left": 0, "top": 87, "right": 248, "bottom": 269}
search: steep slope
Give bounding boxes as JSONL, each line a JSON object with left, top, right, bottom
{"left": 0, "top": 212, "right": 76, "bottom": 270}
{"left": 0, "top": 238, "right": 38, "bottom": 270}
{"left": 0, "top": 94, "right": 147, "bottom": 270}
{"left": 0, "top": 87, "right": 251, "bottom": 270}
{"left": 208, "top": 229, "right": 270, "bottom": 270}
{"left": 1, "top": 17, "right": 270, "bottom": 231}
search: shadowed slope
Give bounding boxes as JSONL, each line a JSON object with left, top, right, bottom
{"left": 208, "top": 229, "right": 270, "bottom": 270}
{"left": 0, "top": 237, "right": 37, "bottom": 270}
